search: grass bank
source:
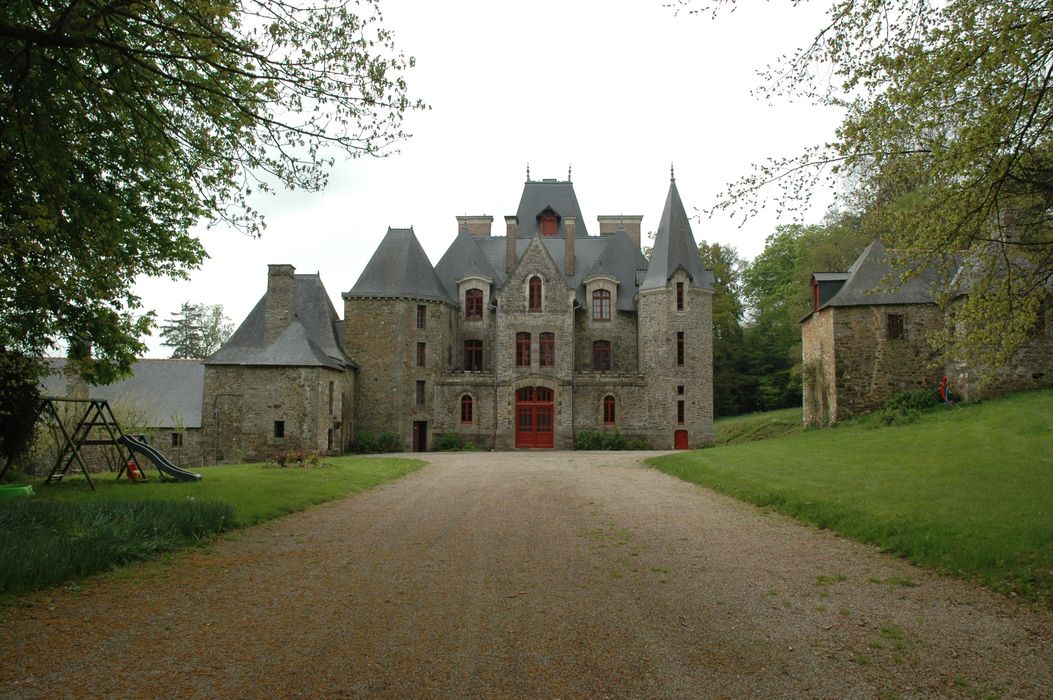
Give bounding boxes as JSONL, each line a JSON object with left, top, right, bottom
{"left": 650, "top": 390, "right": 1053, "bottom": 606}
{"left": 0, "top": 456, "right": 422, "bottom": 598}
{"left": 714, "top": 407, "right": 803, "bottom": 445}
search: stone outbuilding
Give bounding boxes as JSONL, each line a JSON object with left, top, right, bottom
{"left": 801, "top": 239, "right": 1053, "bottom": 424}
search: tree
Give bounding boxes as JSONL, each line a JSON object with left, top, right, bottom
{"left": 0, "top": 350, "right": 42, "bottom": 479}
{"left": 689, "top": 0, "right": 1053, "bottom": 378}
{"left": 1, "top": 0, "right": 423, "bottom": 384}
{"left": 697, "top": 241, "right": 749, "bottom": 416}
{"left": 160, "top": 302, "right": 234, "bottom": 358}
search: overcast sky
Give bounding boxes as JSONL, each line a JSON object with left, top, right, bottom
{"left": 133, "top": 0, "right": 843, "bottom": 356}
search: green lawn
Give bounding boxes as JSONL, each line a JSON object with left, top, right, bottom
{"left": 1, "top": 456, "right": 423, "bottom": 598}
{"left": 38, "top": 455, "right": 423, "bottom": 525}
{"left": 714, "top": 406, "right": 803, "bottom": 445}
{"left": 651, "top": 390, "right": 1053, "bottom": 606}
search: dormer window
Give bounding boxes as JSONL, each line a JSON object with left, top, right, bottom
{"left": 528, "top": 276, "right": 543, "bottom": 311}
{"left": 465, "top": 288, "right": 483, "bottom": 319}
{"left": 541, "top": 214, "right": 558, "bottom": 237}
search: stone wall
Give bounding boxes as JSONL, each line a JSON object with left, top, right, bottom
{"left": 344, "top": 296, "right": 455, "bottom": 450}
{"left": 829, "top": 304, "right": 944, "bottom": 421}
{"left": 636, "top": 269, "right": 715, "bottom": 448}
{"left": 201, "top": 365, "right": 350, "bottom": 464}
{"left": 801, "top": 308, "right": 836, "bottom": 426}
{"left": 949, "top": 303, "right": 1053, "bottom": 401}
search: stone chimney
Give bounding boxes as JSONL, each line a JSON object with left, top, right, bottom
{"left": 456, "top": 215, "right": 494, "bottom": 237}
{"left": 598, "top": 215, "right": 644, "bottom": 250}
{"left": 564, "top": 216, "right": 576, "bottom": 277}
{"left": 505, "top": 216, "right": 518, "bottom": 273}
{"left": 265, "top": 264, "right": 296, "bottom": 344}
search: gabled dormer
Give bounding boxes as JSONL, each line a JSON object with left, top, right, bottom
{"left": 514, "top": 177, "right": 589, "bottom": 238}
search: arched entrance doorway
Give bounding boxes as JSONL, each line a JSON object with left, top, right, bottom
{"left": 515, "top": 386, "right": 554, "bottom": 448}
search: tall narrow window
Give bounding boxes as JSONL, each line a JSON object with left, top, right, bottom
{"left": 592, "top": 289, "right": 611, "bottom": 321}
{"left": 676, "top": 331, "right": 685, "bottom": 366}
{"left": 676, "top": 282, "right": 684, "bottom": 311}
{"left": 465, "top": 289, "right": 483, "bottom": 319}
{"left": 417, "top": 342, "right": 426, "bottom": 367}
{"left": 592, "top": 340, "right": 611, "bottom": 372}
{"left": 539, "top": 332, "right": 555, "bottom": 368}
{"left": 887, "top": 313, "right": 905, "bottom": 340}
{"left": 460, "top": 395, "right": 474, "bottom": 423}
{"left": 677, "top": 400, "right": 685, "bottom": 424}
{"left": 416, "top": 380, "right": 425, "bottom": 406}
{"left": 528, "top": 276, "right": 543, "bottom": 311}
{"left": 171, "top": 432, "right": 183, "bottom": 448}
{"left": 464, "top": 340, "right": 483, "bottom": 371}
{"left": 603, "top": 395, "right": 616, "bottom": 425}
{"left": 328, "top": 380, "right": 334, "bottom": 415}
{"left": 273, "top": 420, "right": 285, "bottom": 438}
{"left": 516, "top": 332, "right": 531, "bottom": 367}
{"left": 416, "top": 304, "right": 426, "bottom": 329}
{"left": 327, "top": 429, "right": 333, "bottom": 451}
{"left": 541, "top": 214, "right": 558, "bottom": 237}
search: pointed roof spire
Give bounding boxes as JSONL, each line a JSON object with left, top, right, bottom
{"left": 670, "top": 162, "right": 675, "bottom": 182}
{"left": 568, "top": 163, "right": 572, "bottom": 181}
{"left": 526, "top": 162, "right": 531, "bottom": 181}
{"left": 641, "top": 177, "right": 711, "bottom": 291}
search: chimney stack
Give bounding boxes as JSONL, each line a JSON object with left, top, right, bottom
{"left": 265, "top": 264, "right": 296, "bottom": 344}
{"left": 597, "top": 215, "right": 644, "bottom": 250}
{"left": 564, "top": 216, "right": 576, "bottom": 277}
{"left": 505, "top": 216, "right": 518, "bottom": 273}
{"left": 456, "top": 215, "right": 494, "bottom": 237}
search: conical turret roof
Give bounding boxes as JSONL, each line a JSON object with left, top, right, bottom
{"left": 641, "top": 179, "right": 711, "bottom": 291}
{"left": 344, "top": 227, "right": 451, "bottom": 302}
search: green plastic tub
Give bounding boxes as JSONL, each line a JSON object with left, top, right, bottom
{"left": 0, "top": 484, "right": 34, "bottom": 499}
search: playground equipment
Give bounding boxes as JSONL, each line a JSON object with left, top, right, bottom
{"left": 14, "top": 398, "right": 202, "bottom": 490}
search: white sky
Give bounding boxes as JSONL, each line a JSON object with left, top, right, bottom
{"left": 133, "top": 0, "right": 842, "bottom": 357}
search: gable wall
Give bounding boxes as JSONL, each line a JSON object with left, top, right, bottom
{"left": 801, "top": 309, "right": 836, "bottom": 426}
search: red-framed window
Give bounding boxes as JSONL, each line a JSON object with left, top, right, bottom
{"left": 541, "top": 214, "right": 558, "bottom": 237}
{"left": 592, "top": 340, "right": 611, "bottom": 372}
{"left": 528, "top": 276, "right": 543, "bottom": 311}
{"left": 516, "top": 332, "right": 531, "bottom": 367}
{"left": 460, "top": 394, "right": 473, "bottom": 423}
{"left": 676, "top": 331, "right": 685, "bottom": 366}
{"left": 592, "top": 289, "right": 611, "bottom": 321}
{"left": 517, "top": 386, "right": 553, "bottom": 402}
{"left": 676, "top": 282, "right": 684, "bottom": 311}
{"left": 539, "top": 332, "right": 555, "bottom": 368}
{"left": 464, "top": 340, "right": 483, "bottom": 371}
{"left": 603, "top": 395, "right": 616, "bottom": 425}
{"left": 416, "top": 304, "right": 426, "bottom": 329}
{"left": 465, "top": 289, "right": 483, "bottom": 319}
{"left": 677, "top": 399, "right": 685, "bottom": 424}
{"left": 416, "top": 342, "right": 426, "bottom": 367}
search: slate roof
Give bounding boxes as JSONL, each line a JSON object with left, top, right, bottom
{"left": 821, "top": 239, "right": 944, "bottom": 308}
{"left": 42, "top": 358, "right": 205, "bottom": 428}
{"left": 207, "top": 273, "right": 349, "bottom": 369}
{"left": 514, "top": 180, "right": 590, "bottom": 237}
{"left": 434, "top": 228, "right": 502, "bottom": 301}
{"left": 344, "top": 227, "right": 452, "bottom": 302}
{"left": 581, "top": 228, "right": 651, "bottom": 311}
{"left": 641, "top": 180, "right": 713, "bottom": 291}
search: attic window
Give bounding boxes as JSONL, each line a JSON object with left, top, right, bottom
{"left": 465, "top": 289, "right": 483, "bottom": 319}
{"left": 887, "top": 313, "right": 906, "bottom": 340}
{"left": 528, "top": 276, "right": 543, "bottom": 312}
{"left": 541, "top": 214, "right": 558, "bottom": 237}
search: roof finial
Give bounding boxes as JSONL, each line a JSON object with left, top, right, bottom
{"left": 670, "top": 163, "right": 675, "bottom": 182}
{"left": 526, "top": 163, "right": 530, "bottom": 182}
{"left": 568, "top": 164, "right": 572, "bottom": 182}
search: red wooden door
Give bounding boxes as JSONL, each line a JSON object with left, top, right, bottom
{"left": 674, "top": 430, "right": 689, "bottom": 450}
{"left": 515, "top": 387, "right": 554, "bottom": 448}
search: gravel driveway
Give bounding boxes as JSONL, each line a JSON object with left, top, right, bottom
{"left": 2, "top": 451, "right": 1051, "bottom": 699}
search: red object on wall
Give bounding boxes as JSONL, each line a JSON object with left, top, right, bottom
{"left": 674, "top": 430, "right": 688, "bottom": 450}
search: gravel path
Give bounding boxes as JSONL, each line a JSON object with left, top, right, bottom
{"left": 2, "top": 451, "right": 1051, "bottom": 699}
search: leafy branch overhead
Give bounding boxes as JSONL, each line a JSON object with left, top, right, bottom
{"left": 682, "top": 0, "right": 1053, "bottom": 374}
{"left": 0, "top": 0, "right": 424, "bottom": 382}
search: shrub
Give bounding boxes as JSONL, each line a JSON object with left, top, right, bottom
{"left": 349, "top": 431, "right": 403, "bottom": 454}
{"left": 575, "top": 430, "right": 647, "bottom": 450}
{"left": 434, "top": 433, "right": 478, "bottom": 451}
{"left": 271, "top": 450, "right": 322, "bottom": 468}
{"left": 878, "top": 389, "right": 939, "bottom": 426}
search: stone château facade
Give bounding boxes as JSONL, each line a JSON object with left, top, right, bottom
{"left": 201, "top": 174, "right": 715, "bottom": 460}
